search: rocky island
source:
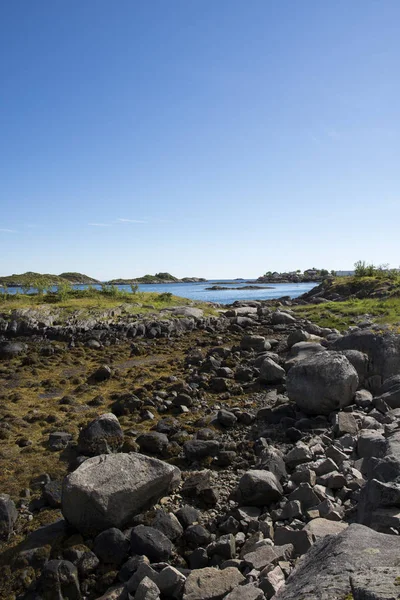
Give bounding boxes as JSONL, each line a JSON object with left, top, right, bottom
{"left": 1, "top": 273, "right": 400, "bottom": 599}
{"left": 257, "top": 268, "right": 334, "bottom": 284}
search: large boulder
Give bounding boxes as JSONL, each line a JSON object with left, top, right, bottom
{"left": 62, "top": 453, "right": 180, "bottom": 535}
{"left": 77, "top": 413, "right": 124, "bottom": 456}
{"left": 275, "top": 524, "right": 400, "bottom": 600}
{"left": 0, "top": 494, "right": 18, "bottom": 540}
{"left": 286, "top": 351, "right": 358, "bottom": 415}
{"left": 331, "top": 330, "right": 400, "bottom": 386}
{"left": 236, "top": 470, "right": 283, "bottom": 506}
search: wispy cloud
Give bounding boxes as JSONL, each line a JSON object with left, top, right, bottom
{"left": 327, "top": 128, "right": 344, "bottom": 140}
{"left": 89, "top": 222, "right": 111, "bottom": 227}
{"left": 0, "top": 228, "right": 17, "bottom": 233}
{"left": 117, "top": 218, "right": 147, "bottom": 224}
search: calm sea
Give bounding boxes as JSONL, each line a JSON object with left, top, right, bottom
{"left": 5, "top": 280, "right": 318, "bottom": 305}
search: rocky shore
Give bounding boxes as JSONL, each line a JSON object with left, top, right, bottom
{"left": 1, "top": 301, "right": 400, "bottom": 599}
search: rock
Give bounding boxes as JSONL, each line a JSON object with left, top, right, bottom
{"left": 135, "top": 576, "right": 161, "bottom": 600}
{"left": 0, "top": 494, "right": 18, "bottom": 540}
{"left": 284, "top": 442, "right": 313, "bottom": 468}
{"left": 77, "top": 413, "right": 123, "bottom": 456}
{"left": 183, "top": 440, "right": 220, "bottom": 462}
{"left": 259, "top": 565, "right": 285, "bottom": 599}
{"left": 334, "top": 412, "right": 358, "bottom": 436}
{"left": 131, "top": 525, "right": 173, "bottom": 562}
{"left": 303, "top": 518, "right": 348, "bottom": 540}
{"left": 241, "top": 335, "right": 271, "bottom": 352}
{"left": 169, "top": 307, "right": 204, "bottom": 319}
{"left": 257, "top": 446, "right": 287, "bottom": 481}
{"left": 62, "top": 453, "right": 180, "bottom": 535}
{"left": 43, "top": 480, "right": 62, "bottom": 508}
{"left": 286, "top": 351, "right": 359, "bottom": 415}
{"left": 137, "top": 432, "right": 169, "bottom": 457}
{"left": 274, "top": 526, "right": 314, "bottom": 556}
{"left": 0, "top": 341, "right": 26, "bottom": 360}
{"left": 341, "top": 349, "right": 369, "bottom": 385}
{"left": 175, "top": 505, "right": 199, "bottom": 528}
{"left": 185, "top": 524, "right": 212, "bottom": 547}
{"left": 350, "top": 567, "right": 400, "bottom": 600}
{"left": 95, "top": 584, "right": 126, "bottom": 599}
{"left": 181, "top": 471, "right": 219, "bottom": 506}
{"left": 224, "top": 584, "right": 264, "bottom": 600}
{"left": 237, "top": 470, "right": 283, "bottom": 506}
{"left": 259, "top": 357, "right": 286, "bottom": 383}
{"left": 217, "top": 409, "right": 237, "bottom": 428}
{"left": 38, "top": 559, "right": 81, "bottom": 600}
{"left": 357, "top": 431, "right": 388, "bottom": 458}
{"left": 93, "top": 528, "right": 130, "bottom": 565}
{"left": 90, "top": 364, "right": 112, "bottom": 382}
{"left": 157, "top": 566, "right": 186, "bottom": 599}
{"left": 274, "top": 524, "right": 400, "bottom": 600}
{"left": 357, "top": 478, "right": 400, "bottom": 531}
{"left": 208, "top": 534, "right": 235, "bottom": 559}
{"left": 289, "top": 483, "right": 320, "bottom": 510}
{"left": 49, "top": 431, "right": 73, "bottom": 451}
{"left": 243, "top": 545, "right": 278, "bottom": 569}
{"left": 183, "top": 567, "right": 245, "bottom": 600}
{"left": 284, "top": 342, "right": 326, "bottom": 370}
{"left": 272, "top": 311, "right": 296, "bottom": 325}
{"left": 152, "top": 509, "right": 183, "bottom": 541}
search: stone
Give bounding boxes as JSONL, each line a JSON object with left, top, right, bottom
{"left": 237, "top": 470, "right": 283, "bottom": 506}
{"left": 286, "top": 351, "right": 358, "bottom": 415}
{"left": 350, "top": 567, "right": 400, "bottom": 600}
{"left": 334, "top": 412, "right": 358, "bottom": 436}
{"left": 208, "top": 534, "right": 235, "bottom": 560}
{"left": 136, "top": 432, "right": 169, "bottom": 457}
{"left": 62, "top": 453, "right": 180, "bottom": 535}
{"left": 303, "top": 518, "right": 348, "bottom": 540}
{"left": 0, "top": 494, "right": 18, "bottom": 540}
{"left": 272, "top": 311, "right": 296, "bottom": 325}
{"left": 217, "top": 409, "right": 237, "bottom": 428}
{"left": 135, "top": 576, "right": 160, "bottom": 600}
{"left": 284, "top": 442, "right": 313, "bottom": 468}
{"left": 152, "top": 509, "right": 183, "bottom": 541}
{"left": 259, "top": 565, "right": 285, "bottom": 599}
{"left": 274, "top": 524, "right": 400, "bottom": 600}
{"left": 93, "top": 528, "right": 130, "bottom": 565}
{"left": 157, "top": 566, "right": 186, "bottom": 599}
{"left": 289, "top": 483, "right": 320, "bottom": 510}
{"left": 357, "top": 478, "right": 400, "bottom": 530}
{"left": 183, "top": 440, "right": 220, "bottom": 461}
{"left": 259, "top": 357, "right": 286, "bottom": 383}
{"left": 274, "top": 526, "right": 314, "bottom": 556}
{"left": 185, "top": 524, "right": 212, "bottom": 547}
{"left": 0, "top": 341, "right": 26, "bottom": 359}
{"left": 130, "top": 525, "right": 173, "bottom": 562}
{"left": 77, "top": 413, "right": 123, "bottom": 456}
{"left": 241, "top": 335, "right": 271, "bottom": 352}
{"left": 95, "top": 584, "right": 127, "bottom": 600}
{"left": 49, "top": 431, "right": 73, "bottom": 451}
{"left": 224, "top": 584, "right": 264, "bottom": 600}
{"left": 175, "top": 505, "right": 199, "bottom": 528}
{"left": 284, "top": 342, "right": 326, "bottom": 370}
{"left": 357, "top": 431, "right": 388, "bottom": 458}
{"left": 38, "top": 559, "right": 81, "bottom": 600}
{"left": 90, "top": 364, "right": 112, "bottom": 382}
{"left": 183, "top": 567, "right": 245, "bottom": 600}
{"left": 243, "top": 544, "right": 278, "bottom": 569}
{"left": 181, "top": 471, "right": 219, "bottom": 507}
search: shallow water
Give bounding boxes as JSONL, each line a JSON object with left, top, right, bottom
{"left": 5, "top": 280, "right": 318, "bottom": 305}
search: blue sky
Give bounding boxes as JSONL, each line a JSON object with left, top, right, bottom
{"left": 1, "top": 1, "right": 399, "bottom": 279}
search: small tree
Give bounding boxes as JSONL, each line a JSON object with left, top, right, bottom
{"left": 130, "top": 283, "right": 139, "bottom": 294}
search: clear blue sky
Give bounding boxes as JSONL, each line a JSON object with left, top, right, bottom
{"left": 1, "top": 1, "right": 399, "bottom": 279}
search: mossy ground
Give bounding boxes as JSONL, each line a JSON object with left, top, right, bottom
{"left": 292, "top": 297, "right": 400, "bottom": 330}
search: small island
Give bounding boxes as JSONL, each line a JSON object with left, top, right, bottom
{"left": 257, "top": 268, "right": 335, "bottom": 284}
{"left": 105, "top": 272, "right": 206, "bottom": 284}
{"left": 206, "top": 285, "right": 274, "bottom": 291}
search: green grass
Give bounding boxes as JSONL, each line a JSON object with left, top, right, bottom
{"left": 0, "top": 288, "right": 217, "bottom": 318}
{"left": 293, "top": 297, "right": 400, "bottom": 330}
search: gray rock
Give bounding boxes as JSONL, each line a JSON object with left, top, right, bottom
{"left": 49, "top": 431, "right": 73, "bottom": 451}
{"left": 135, "top": 576, "right": 160, "bottom": 600}
{"left": 224, "top": 584, "right": 264, "bottom": 600}
{"left": 137, "top": 432, "right": 169, "bottom": 457}
{"left": 77, "top": 413, "right": 123, "bottom": 456}
{"left": 241, "top": 335, "right": 271, "bottom": 352}
{"left": 357, "top": 431, "right": 388, "bottom": 458}
{"left": 357, "top": 478, "right": 400, "bottom": 531}
{"left": 259, "top": 565, "right": 285, "bottom": 599}
{"left": 183, "top": 567, "right": 245, "bottom": 600}
{"left": 243, "top": 544, "right": 278, "bottom": 569}
{"left": 93, "top": 528, "right": 129, "bottom": 565}
{"left": 131, "top": 525, "right": 173, "bottom": 562}
{"left": 175, "top": 505, "right": 199, "bottom": 528}
{"left": 152, "top": 509, "right": 183, "bottom": 541}
{"left": 38, "top": 559, "right": 81, "bottom": 600}
{"left": 274, "top": 526, "right": 313, "bottom": 556}
{"left": 90, "top": 364, "right": 112, "bottom": 382}
{"left": 334, "top": 412, "right": 358, "bottom": 436}
{"left": 157, "top": 566, "right": 186, "bottom": 599}
{"left": 303, "top": 518, "right": 348, "bottom": 540}
{"left": 272, "top": 311, "right": 296, "bottom": 325}
{"left": 274, "top": 524, "right": 400, "bottom": 600}
{"left": 183, "top": 440, "right": 220, "bottom": 462}
{"left": 237, "top": 470, "right": 283, "bottom": 506}
{"left": 0, "top": 494, "right": 18, "bottom": 540}
{"left": 217, "top": 410, "right": 237, "bottom": 428}
{"left": 286, "top": 351, "right": 358, "bottom": 415}
{"left": 0, "top": 341, "right": 26, "bottom": 360}
{"left": 285, "top": 442, "right": 313, "bottom": 468}
{"left": 259, "top": 357, "right": 286, "bottom": 383}
{"left": 350, "top": 567, "right": 400, "bottom": 600}
{"left": 284, "top": 342, "right": 326, "bottom": 370}
{"left": 62, "top": 453, "right": 180, "bottom": 535}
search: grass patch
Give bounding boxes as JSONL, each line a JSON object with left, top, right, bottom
{"left": 0, "top": 288, "right": 217, "bottom": 318}
{"left": 293, "top": 297, "right": 400, "bottom": 330}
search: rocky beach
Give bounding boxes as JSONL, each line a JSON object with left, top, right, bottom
{"left": 1, "top": 291, "right": 400, "bottom": 600}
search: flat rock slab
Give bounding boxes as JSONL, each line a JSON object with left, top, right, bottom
{"left": 275, "top": 524, "right": 400, "bottom": 600}
{"left": 351, "top": 567, "right": 400, "bottom": 600}
{"left": 62, "top": 453, "right": 180, "bottom": 535}
{"left": 183, "top": 567, "right": 245, "bottom": 600}
{"left": 303, "top": 518, "right": 348, "bottom": 540}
